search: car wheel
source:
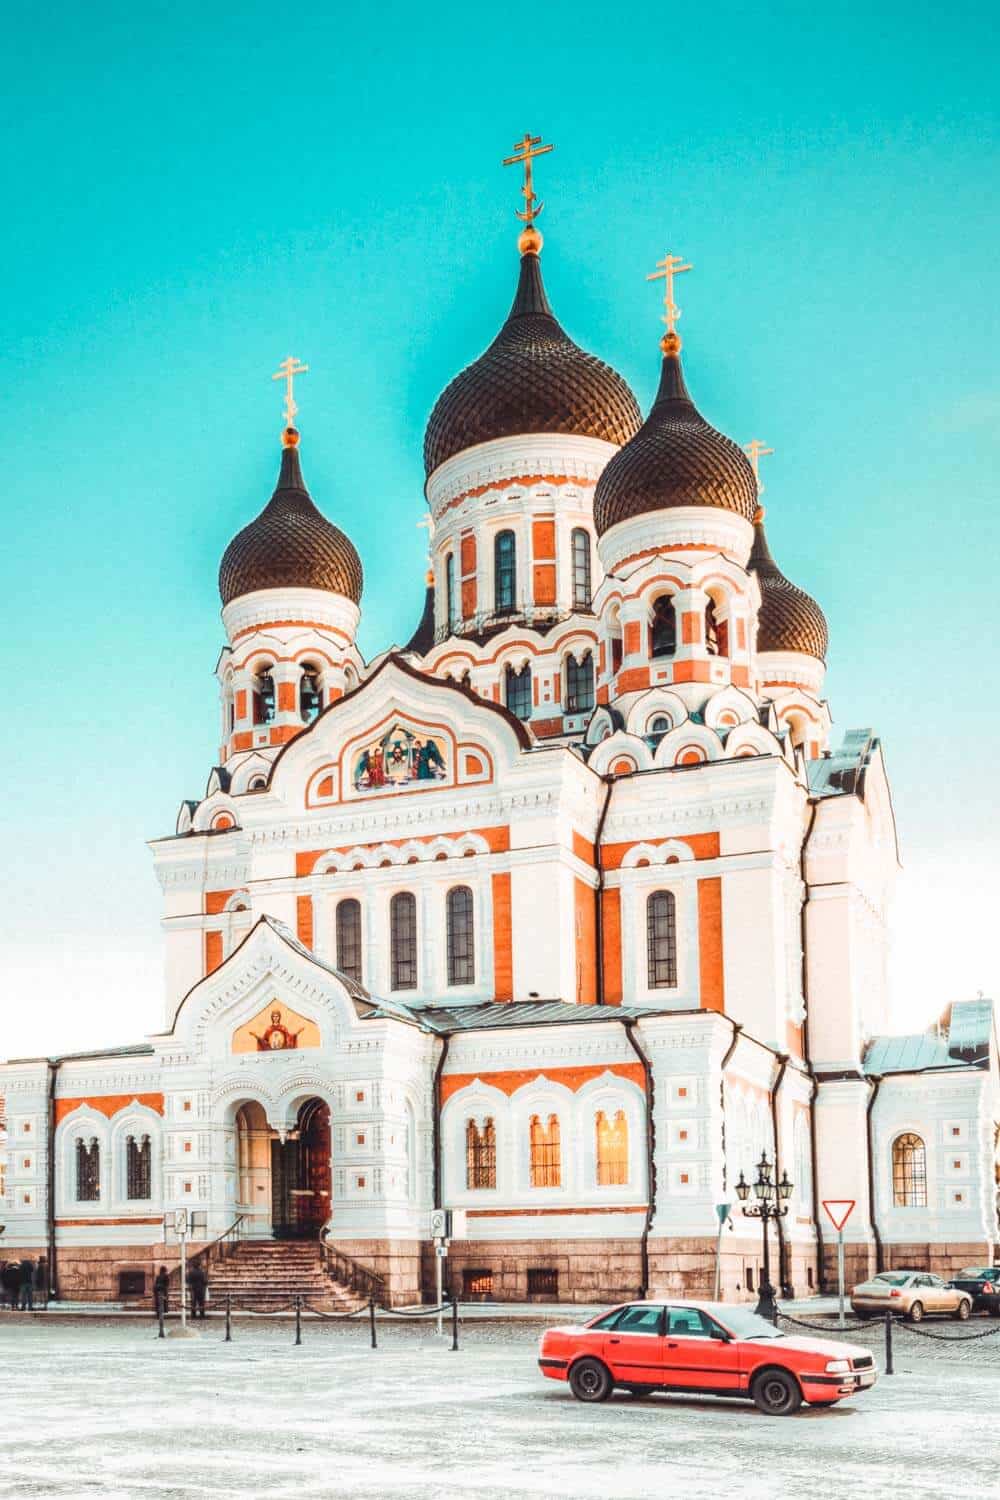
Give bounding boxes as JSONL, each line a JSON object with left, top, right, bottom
{"left": 954, "top": 1300, "right": 971, "bottom": 1321}
{"left": 751, "top": 1368, "right": 803, "bottom": 1416}
{"left": 907, "top": 1300, "right": 924, "bottom": 1323}
{"left": 569, "top": 1358, "right": 613, "bottom": 1403}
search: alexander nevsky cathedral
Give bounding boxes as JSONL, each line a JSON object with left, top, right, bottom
{"left": 2, "top": 139, "right": 997, "bottom": 1308}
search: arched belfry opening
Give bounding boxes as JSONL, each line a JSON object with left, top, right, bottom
{"left": 234, "top": 1097, "right": 331, "bottom": 1240}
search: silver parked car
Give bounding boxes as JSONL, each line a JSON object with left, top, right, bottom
{"left": 850, "top": 1270, "right": 973, "bottom": 1322}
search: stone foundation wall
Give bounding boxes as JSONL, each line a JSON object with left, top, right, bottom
{"left": 423, "top": 1238, "right": 645, "bottom": 1304}
{"left": 335, "top": 1239, "right": 422, "bottom": 1306}
{"left": 881, "top": 1241, "right": 992, "bottom": 1278}
{"left": 4, "top": 1242, "right": 194, "bottom": 1305}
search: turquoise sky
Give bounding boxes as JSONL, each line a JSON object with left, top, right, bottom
{"left": 2, "top": 1, "right": 997, "bottom": 1056}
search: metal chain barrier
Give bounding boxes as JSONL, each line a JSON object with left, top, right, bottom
{"left": 214, "top": 1294, "right": 460, "bottom": 1350}
{"left": 777, "top": 1308, "right": 873, "bottom": 1333}
{"left": 897, "top": 1319, "right": 1000, "bottom": 1343}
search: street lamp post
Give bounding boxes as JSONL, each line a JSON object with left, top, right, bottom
{"left": 735, "top": 1151, "right": 793, "bottom": 1324}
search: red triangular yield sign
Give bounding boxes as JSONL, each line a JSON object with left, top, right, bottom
{"left": 822, "top": 1199, "right": 855, "bottom": 1232}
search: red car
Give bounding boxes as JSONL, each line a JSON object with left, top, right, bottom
{"left": 538, "top": 1299, "right": 877, "bottom": 1416}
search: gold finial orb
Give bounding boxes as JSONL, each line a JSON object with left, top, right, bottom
{"left": 282, "top": 425, "right": 300, "bottom": 448}
{"left": 518, "top": 223, "right": 543, "bottom": 256}
{"left": 660, "top": 331, "right": 683, "bottom": 357}
{"left": 753, "top": 504, "right": 766, "bottom": 525}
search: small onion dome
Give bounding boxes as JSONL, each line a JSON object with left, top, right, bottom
{"left": 219, "top": 431, "right": 363, "bottom": 606}
{"left": 749, "top": 508, "right": 828, "bottom": 660}
{"left": 423, "top": 245, "right": 641, "bottom": 479}
{"left": 593, "top": 339, "right": 758, "bottom": 535}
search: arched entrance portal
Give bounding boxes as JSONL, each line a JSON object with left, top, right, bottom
{"left": 271, "top": 1098, "right": 332, "bottom": 1239}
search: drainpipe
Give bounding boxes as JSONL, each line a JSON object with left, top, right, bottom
{"left": 799, "top": 797, "right": 827, "bottom": 1290}
{"left": 432, "top": 1034, "right": 450, "bottom": 1211}
{"left": 769, "top": 1052, "right": 791, "bottom": 1298}
{"left": 719, "top": 1021, "right": 743, "bottom": 1193}
{"left": 592, "top": 776, "right": 614, "bottom": 1007}
{"left": 620, "top": 1017, "right": 654, "bottom": 1297}
{"left": 46, "top": 1058, "right": 61, "bottom": 1300}
{"left": 865, "top": 1074, "right": 885, "bottom": 1273}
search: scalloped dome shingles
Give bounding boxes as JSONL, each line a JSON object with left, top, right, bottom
{"left": 219, "top": 444, "right": 363, "bottom": 607}
{"left": 423, "top": 251, "right": 641, "bottom": 478}
{"left": 593, "top": 352, "right": 758, "bottom": 535}
{"left": 749, "top": 517, "right": 828, "bottom": 660}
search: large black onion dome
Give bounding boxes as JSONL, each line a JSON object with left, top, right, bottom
{"left": 593, "top": 346, "right": 758, "bottom": 535}
{"left": 423, "top": 249, "right": 641, "bottom": 478}
{"left": 219, "top": 437, "right": 363, "bottom": 607}
{"left": 749, "top": 511, "right": 828, "bottom": 660}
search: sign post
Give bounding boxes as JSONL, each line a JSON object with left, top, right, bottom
{"left": 167, "top": 1208, "right": 198, "bottom": 1340}
{"left": 713, "top": 1203, "right": 731, "bottom": 1300}
{"left": 822, "top": 1200, "right": 856, "bottom": 1328}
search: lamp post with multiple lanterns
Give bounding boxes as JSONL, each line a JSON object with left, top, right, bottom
{"left": 735, "top": 1151, "right": 793, "bottom": 1323}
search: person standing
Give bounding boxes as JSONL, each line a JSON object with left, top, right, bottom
{"left": 4, "top": 1261, "right": 21, "bottom": 1310}
{"left": 153, "top": 1265, "right": 169, "bottom": 1318}
{"left": 188, "top": 1262, "right": 208, "bottom": 1319}
{"left": 34, "top": 1256, "right": 49, "bottom": 1309}
{"left": 19, "top": 1258, "right": 36, "bottom": 1311}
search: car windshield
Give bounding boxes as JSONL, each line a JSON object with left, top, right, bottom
{"left": 957, "top": 1268, "right": 993, "bottom": 1279}
{"left": 872, "top": 1272, "right": 911, "bottom": 1286}
{"left": 714, "top": 1306, "right": 785, "bottom": 1340}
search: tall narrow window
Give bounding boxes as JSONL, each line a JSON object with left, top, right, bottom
{"left": 255, "top": 668, "right": 276, "bottom": 725}
{"left": 892, "top": 1133, "right": 927, "bottom": 1207}
{"left": 126, "top": 1134, "right": 151, "bottom": 1200}
{"left": 445, "top": 553, "right": 456, "bottom": 628}
{"left": 705, "top": 599, "right": 720, "bottom": 657}
{"left": 76, "top": 1137, "right": 100, "bottom": 1202}
{"left": 505, "top": 663, "right": 532, "bottom": 721}
{"left": 565, "top": 652, "right": 595, "bottom": 713}
{"left": 447, "top": 886, "right": 475, "bottom": 985}
{"left": 336, "top": 898, "right": 363, "bottom": 984}
{"left": 571, "top": 528, "right": 592, "bottom": 608}
{"left": 390, "top": 892, "right": 417, "bottom": 990}
{"left": 529, "top": 1114, "right": 561, "bottom": 1188}
{"left": 646, "top": 890, "right": 677, "bottom": 988}
{"left": 494, "top": 530, "right": 516, "bottom": 614}
{"left": 300, "top": 662, "right": 322, "bottom": 721}
{"left": 651, "top": 596, "right": 677, "bottom": 657}
{"left": 466, "top": 1118, "right": 496, "bottom": 1189}
{"left": 596, "top": 1110, "right": 629, "bottom": 1186}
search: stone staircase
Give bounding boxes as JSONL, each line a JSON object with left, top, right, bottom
{"left": 204, "top": 1240, "right": 361, "bottom": 1313}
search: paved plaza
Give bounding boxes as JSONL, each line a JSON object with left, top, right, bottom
{"left": 1, "top": 1314, "right": 996, "bottom": 1500}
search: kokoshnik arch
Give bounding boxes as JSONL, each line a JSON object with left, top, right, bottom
{"left": 1, "top": 137, "right": 996, "bottom": 1306}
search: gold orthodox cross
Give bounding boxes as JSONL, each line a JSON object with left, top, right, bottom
{"left": 502, "top": 132, "right": 554, "bottom": 223}
{"left": 647, "top": 253, "right": 693, "bottom": 335}
{"left": 744, "top": 439, "right": 774, "bottom": 493}
{"left": 272, "top": 355, "right": 309, "bottom": 429}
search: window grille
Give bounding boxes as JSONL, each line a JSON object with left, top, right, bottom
{"left": 596, "top": 1109, "right": 629, "bottom": 1185}
{"left": 390, "top": 891, "right": 417, "bottom": 990}
{"left": 565, "top": 652, "right": 595, "bottom": 713}
{"left": 494, "top": 530, "right": 517, "bottom": 613}
{"left": 463, "top": 1268, "right": 494, "bottom": 1298}
{"left": 505, "top": 663, "right": 532, "bottom": 721}
{"left": 76, "top": 1137, "right": 100, "bottom": 1201}
{"left": 118, "top": 1270, "right": 146, "bottom": 1297}
{"left": 447, "top": 886, "right": 475, "bottom": 985}
{"left": 336, "top": 898, "right": 363, "bottom": 984}
{"left": 465, "top": 1118, "right": 496, "bottom": 1189}
{"left": 126, "top": 1134, "right": 151, "bottom": 1200}
{"left": 527, "top": 1267, "right": 559, "bottom": 1298}
{"left": 892, "top": 1133, "right": 927, "bottom": 1207}
{"left": 651, "top": 596, "right": 677, "bottom": 657}
{"left": 529, "top": 1114, "right": 561, "bottom": 1188}
{"left": 571, "top": 528, "right": 592, "bottom": 608}
{"left": 646, "top": 890, "right": 677, "bottom": 988}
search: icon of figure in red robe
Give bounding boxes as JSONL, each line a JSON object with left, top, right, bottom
{"left": 250, "top": 1009, "right": 304, "bottom": 1051}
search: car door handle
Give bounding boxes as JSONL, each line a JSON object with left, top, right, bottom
{"left": 609, "top": 1337, "right": 621, "bottom": 1344}
{"left": 666, "top": 1342, "right": 678, "bottom": 1348}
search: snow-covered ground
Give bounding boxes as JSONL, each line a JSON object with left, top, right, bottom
{"left": 1, "top": 1316, "right": 995, "bottom": 1499}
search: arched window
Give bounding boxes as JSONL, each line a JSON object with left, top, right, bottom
{"left": 596, "top": 1109, "right": 629, "bottom": 1186}
{"left": 892, "top": 1133, "right": 927, "bottom": 1207}
{"left": 494, "top": 530, "right": 517, "bottom": 614}
{"left": 565, "top": 652, "right": 595, "bottom": 713}
{"left": 571, "top": 528, "right": 592, "bottom": 608}
{"left": 248, "top": 776, "right": 267, "bottom": 791}
{"left": 390, "top": 892, "right": 417, "bottom": 990}
{"left": 608, "top": 606, "right": 623, "bottom": 674}
{"left": 336, "top": 898, "right": 363, "bottom": 984}
{"left": 126, "top": 1134, "right": 151, "bottom": 1200}
{"left": 76, "top": 1137, "right": 100, "bottom": 1201}
{"left": 646, "top": 890, "right": 677, "bottom": 988}
{"left": 299, "top": 662, "right": 322, "bottom": 722}
{"left": 705, "top": 599, "right": 720, "bottom": 657}
{"left": 254, "top": 666, "right": 276, "bottom": 725}
{"left": 466, "top": 1118, "right": 496, "bottom": 1189}
{"left": 651, "top": 596, "right": 677, "bottom": 657}
{"left": 650, "top": 715, "right": 671, "bottom": 735}
{"left": 529, "top": 1114, "right": 561, "bottom": 1188}
{"left": 445, "top": 553, "right": 456, "bottom": 627}
{"left": 505, "top": 663, "right": 532, "bottom": 721}
{"left": 446, "top": 886, "right": 475, "bottom": 985}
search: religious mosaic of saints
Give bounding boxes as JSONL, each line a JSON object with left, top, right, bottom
{"left": 353, "top": 723, "right": 447, "bottom": 792}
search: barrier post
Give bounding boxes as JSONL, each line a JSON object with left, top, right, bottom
{"left": 450, "top": 1292, "right": 458, "bottom": 1352}
{"left": 225, "top": 1295, "right": 232, "bottom": 1343}
{"left": 369, "top": 1297, "right": 377, "bottom": 1350}
{"left": 157, "top": 1296, "right": 165, "bottom": 1339}
{"left": 295, "top": 1295, "right": 302, "bottom": 1347}
{"left": 884, "top": 1310, "right": 894, "bottom": 1375}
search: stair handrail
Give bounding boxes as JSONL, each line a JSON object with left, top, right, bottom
{"left": 319, "top": 1229, "right": 387, "bottom": 1307}
{"left": 165, "top": 1214, "right": 248, "bottom": 1291}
